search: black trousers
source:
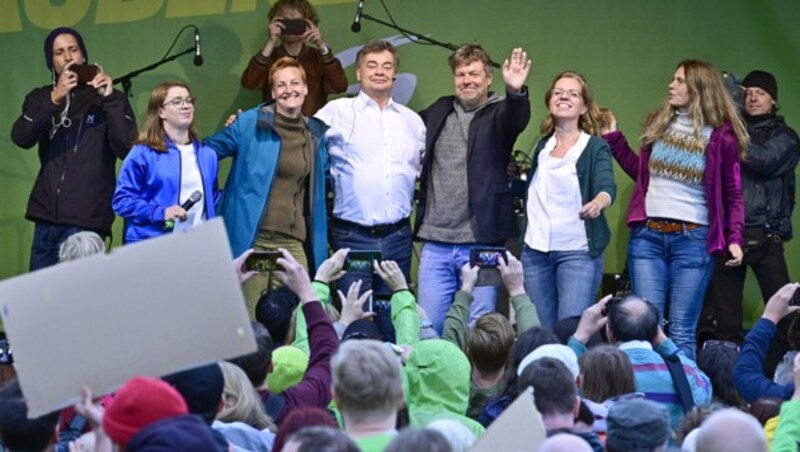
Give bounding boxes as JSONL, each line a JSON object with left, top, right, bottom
{"left": 699, "top": 231, "right": 790, "bottom": 375}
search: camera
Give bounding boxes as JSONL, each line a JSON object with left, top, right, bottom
{"left": 601, "top": 296, "right": 625, "bottom": 317}
{"left": 245, "top": 251, "right": 282, "bottom": 272}
{"left": 469, "top": 247, "right": 507, "bottom": 268}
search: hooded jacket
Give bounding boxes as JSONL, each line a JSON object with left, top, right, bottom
{"left": 405, "top": 339, "right": 485, "bottom": 437}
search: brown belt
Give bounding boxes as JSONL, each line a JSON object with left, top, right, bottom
{"left": 646, "top": 219, "right": 701, "bottom": 233}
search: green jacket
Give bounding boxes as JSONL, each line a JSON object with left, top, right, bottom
{"left": 443, "top": 290, "right": 540, "bottom": 419}
{"left": 391, "top": 289, "right": 421, "bottom": 346}
{"left": 442, "top": 290, "right": 540, "bottom": 350}
{"left": 772, "top": 399, "right": 800, "bottom": 451}
{"left": 525, "top": 134, "right": 616, "bottom": 258}
{"left": 405, "top": 339, "right": 486, "bottom": 437}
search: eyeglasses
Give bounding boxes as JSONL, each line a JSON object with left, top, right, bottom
{"left": 552, "top": 89, "right": 583, "bottom": 100}
{"left": 163, "top": 97, "right": 195, "bottom": 108}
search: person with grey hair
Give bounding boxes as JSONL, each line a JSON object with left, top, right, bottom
{"left": 694, "top": 408, "right": 767, "bottom": 452}
{"left": 331, "top": 339, "right": 404, "bottom": 450}
{"left": 58, "top": 230, "right": 105, "bottom": 262}
{"left": 385, "top": 428, "right": 452, "bottom": 452}
{"left": 537, "top": 433, "right": 592, "bottom": 452}
{"left": 426, "top": 419, "right": 476, "bottom": 452}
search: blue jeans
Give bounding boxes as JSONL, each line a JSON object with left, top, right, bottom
{"left": 628, "top": 224, "right": 715, "bottom": 359}
{"left": 417, "top": 242, "right": 498, "bottom": 335}
{"left": 30, "top": 221, "right": 90, "bottom": 271}
{"left": 329, "top": 220, "right": 412, "bottom": 300}
{"left": 521, "top": 246, "right": 603, "bottom": 330}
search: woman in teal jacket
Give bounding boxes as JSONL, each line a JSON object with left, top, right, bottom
{"left": 205, "top": 57, "right": 329, "bottom": 313}
{"left": 522, "top": 71, "right": 616, "bottom": 329}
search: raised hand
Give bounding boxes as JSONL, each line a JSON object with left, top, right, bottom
{"left": 502, "top": 47, "right": 532, "bottom": 93}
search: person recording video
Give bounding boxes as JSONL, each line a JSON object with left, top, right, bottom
{"left": 241, "top": 0, "right": 347, "bottom": 116}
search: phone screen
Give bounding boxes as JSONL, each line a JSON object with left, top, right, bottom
{"left": 245, "top": 251, "right": 281, "bottom": 272}
{"left": 345, "top": 251, "right": 382, "bottom": 273}
{"left": 469, "top": 247, "right": 507, "bottom": 268}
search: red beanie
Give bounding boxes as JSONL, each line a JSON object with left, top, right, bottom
{"left": 102, "top": 376, "right": 188, "bottom": 446}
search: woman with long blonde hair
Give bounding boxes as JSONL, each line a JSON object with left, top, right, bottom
{"left": 603, "top": 59, "right": 747, "bottom": 359}
{"left": 521, "top": 71, "right": 616, "bottom": 329}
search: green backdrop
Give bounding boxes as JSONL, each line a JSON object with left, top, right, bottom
{"left": 1, "top": 1, "right": 798, "bottom": 323}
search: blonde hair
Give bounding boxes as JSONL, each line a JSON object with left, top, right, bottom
{"left": 641, "top": 60, "right": 749, "bottom": 157}
{"left": 217, "top": 361, "right": 277, "bottom": 432}
{"left": 136, "top": 81, "right": 199, "bottom": 152}
{"left": 540, "top": 71, "right": 603, "bottom": 136}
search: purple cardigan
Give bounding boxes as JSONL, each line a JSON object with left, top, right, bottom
{"left": 603, "top": 124, "right": 744, "bottom": 255}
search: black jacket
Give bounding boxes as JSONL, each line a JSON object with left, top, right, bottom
{"left": 741, "top": 114, "right": 799, "bottom": 239}
{"left": 11, "top": 85, "right": 136, "bottom": 234}
{"left": 417, "top": 90, "right": 531, "bottom": 244}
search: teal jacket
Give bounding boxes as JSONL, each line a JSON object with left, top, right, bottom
{"left": 525, "top": 134, "right": 616, "bottom": 258}
{"left": 205, "top": 104, "right": 329, "bottom": 269}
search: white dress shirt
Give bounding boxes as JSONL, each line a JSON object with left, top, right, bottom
{"left": 315, "top": 91, "right": 425, "bottom": 226}
{"left": 175, "top": 143, "right": 205, "bottom": 232}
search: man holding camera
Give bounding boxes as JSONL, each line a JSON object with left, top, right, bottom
{"left": 701, "top": 71, "right": 800, "bottom": 366}
{"left": 241, "top": 0, "right": 347, "bottom": 116}
{"left": 415, "top": 44, "right": 531, "bottom": 334}
{"left": 11, "top": 27, "right": 136, "bottom": 271}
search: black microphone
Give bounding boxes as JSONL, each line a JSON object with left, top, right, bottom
{"left": 193, "top": 27, "right": 204, "bottom": 66}
{"left": 165, "top": 190, "right": 203, "bottom": 229}
{"left": 351, "top": 0, "right": 364, "bottom": 33}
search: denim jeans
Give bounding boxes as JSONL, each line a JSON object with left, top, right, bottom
{"left": 521, "top": 246, "right": 603, "bottom": 330}
{"left": 417, "top": 241, "right": 498, "bottom": 335}
{"left": 627, "top": 224, "right": 715, "bottom": 359}
{"left": 30, "top": 221, "right": 91, "bottom": 271}
{"left": 329, "top": 220, "right": 413, "bottom": 300}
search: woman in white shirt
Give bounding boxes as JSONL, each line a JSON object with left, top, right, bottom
{"left": 521, "top": 71, "right": 616, "bottom": 329}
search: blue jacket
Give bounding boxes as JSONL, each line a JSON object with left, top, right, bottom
{"left": 733, "top": 318, "right": 794, "bottom": 402}
{"left": 204, "top": 104, "right": 329, "bottom": 269}
{"left": 113, "top": 140, "right": 218, "bottom": 244}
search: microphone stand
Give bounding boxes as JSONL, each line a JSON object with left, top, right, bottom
{"left": 113, "top": 46, "right": 195, "bottom": 98}
{"left": 359, "top": 12, "right": 501, "bottom": 68}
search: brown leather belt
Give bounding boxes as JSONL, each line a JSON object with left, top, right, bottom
{"left": 646, "top": 219, "right": 701, "bottom": 233}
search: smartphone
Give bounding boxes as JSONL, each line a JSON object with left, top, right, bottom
{"left": 279, "top": 18, "right": 307, "bottom": 36}
{"left": 245, "top": 251, "right": 282, "bottom": 272}
{"left": 469, "top": 247, "right": 507, "bottom": 268}
{"left": 345, "top": 250, "right": 382, "bottom": 273}
{"left": 70, "top": 64, "right": 99, "bottom": 84}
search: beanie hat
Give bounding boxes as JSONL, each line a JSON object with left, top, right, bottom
{"left": 742, "top": 70, "right": 778, "bottom": 102}
{"left": 43, "top": 27, "right": 88, "bottom": 71}
{"left": 266, "top": 346, "right": 309, "bottom": 394}
{"left": 162, "top": 363, "right": 224, "bottom": 423}
{"left": 342, "top": 319, "right": 385, "bottom": 342}
{"left": 126, "top": 414, "right": 218, "bottom": 451}
{"left": 606, "top": 399, "right": 670, "bottom": 450}
{"left": 102, "top": 376, "right": 188, "bottom": 446}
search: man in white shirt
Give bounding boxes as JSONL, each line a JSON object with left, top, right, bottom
{"left": 315, "top": 40, "right": 425, "bottom": 302}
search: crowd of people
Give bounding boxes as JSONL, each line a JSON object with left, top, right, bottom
{"left": 2, "top": 0, "right": 800, "bottom": 450}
